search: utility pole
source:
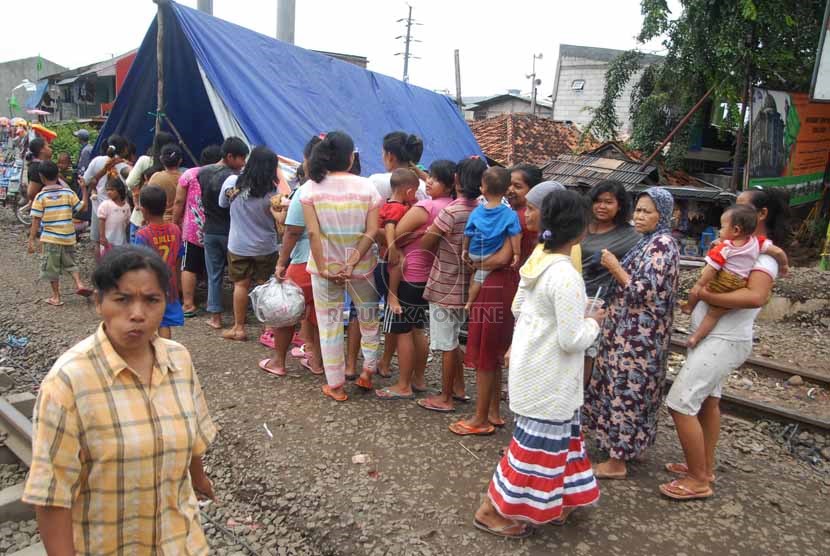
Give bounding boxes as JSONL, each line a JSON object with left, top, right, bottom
{"left": 395, "top": 5, "right": 421, "bottom": 83}
{"left": 454, "top": 49, "right": 463, "bottom": 112}
{"left": 153, "top": 0, "right": 167, "bottom": 136}
{"left": 277, "top": 0, "right": 296, "bottom": 44}
{"left": 526, "top": 53, "right": 543, "bottom": 115}
{"left": 197, "top": 0, "right": 212, "bottom": 15}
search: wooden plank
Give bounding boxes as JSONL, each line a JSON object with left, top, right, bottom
{"left": 0, "top": 399, "right": 33, "bottom": 467}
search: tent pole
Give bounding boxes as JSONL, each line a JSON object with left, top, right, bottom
{"left": 163, "top": 115, "right": 198, "bottom": 167}
{"left": 154, "top": 0, "right": 166, "bottom": 136}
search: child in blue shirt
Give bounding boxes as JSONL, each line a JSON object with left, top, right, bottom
{"left": 462, "top": 167, "right": 521, "bottom": 311}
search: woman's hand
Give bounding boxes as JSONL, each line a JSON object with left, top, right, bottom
{"left": 387, "top": 244, "right": 401, "bottom": 266}
{"left": 600, "top": 249, "right": 620, "bottom": 271}
{"left": 274, "top": 264, "right": 287, "bottom": 281}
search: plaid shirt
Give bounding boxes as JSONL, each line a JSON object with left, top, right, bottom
{"left": 23, "top": 324, "right": 217, "bottom": 555}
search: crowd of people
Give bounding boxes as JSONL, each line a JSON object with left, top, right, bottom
{"left": 19, "top": 127, "right": 792, "bottom": 549}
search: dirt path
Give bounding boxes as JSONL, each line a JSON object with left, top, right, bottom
{"left": 1, "top": 216, "right": 829, "bottom": 556}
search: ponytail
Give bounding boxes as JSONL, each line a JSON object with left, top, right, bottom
{"left": 307, "top": 131, "right": 355, "bottom": 183}
{"left": 745, "top": 187, "right": 792, "bottom": 247}
{"left": 383, "top": 131, "right": 423, "bottom": 165}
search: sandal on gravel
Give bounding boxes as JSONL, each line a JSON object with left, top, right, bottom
{"left": 376, "top": 368, "right": 393, "bottom": 379}
{"left": 259, "top": 330, "right": 275, "bottom": 349}
{"left": 593, "top": 469, "right": 627, "bottom": 480}
{"left": 259, "top": 358, "right": 286, "bottom": 377}
{"left": 44, "top": 298, "right": 65, "bottom": 307}
{"left": 417, "top": 398, "right": 455, "bottom": 413}
{"left": 449, "top": 421, "right": 495, "bottom": 436}
{"left": 375, "top": 387, "right": 415, "bottom": 400}
{"left": 75, "top": 287, "right": 94, "bottom": 297}
{"left": 183, "top": 309, "right": 199, "bottom": 318}
{"left": 489, "top": 418, "right": 506, "bottom": 428}
{"left": 354, "top": 376, "right": 373, "bottom": 391}
{"left": 299, "top": 357, "right": 324, "bottom": 375}
{"left": 344, "top": 373, "right": 358, "bottom": 381}
{"left": 453, "top": 394, "right": 472, "bottom": 403}
{"left": 473, "top": 518, "right": 531, "bottom": 539}
{"left": 665, "top": 462, "right": 717, "bottom": 483}
{"left": 222, "top": 329, "right": 248, "bottom": 341}
{"left": 322, "top": 384, "right": 348, "bottom": 402}
{"left": 412, "top": 384, "right": 438, "bottom": 395}
{"left": 290, "top": 345, "right": 308, "bottom": 359}
{"left": 659, "top": 480, "right": 714, "bottom": 501}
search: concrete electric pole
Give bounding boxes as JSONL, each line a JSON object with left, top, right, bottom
{"left": 527, "top": 53, "right": 543, "bottom": 115}
{"left": 277, "top": 0, "right": 296, "bottom": 44}
{"left": 395, "top": 5, "right": 421, "bottom": 83}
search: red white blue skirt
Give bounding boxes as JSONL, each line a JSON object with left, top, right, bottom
{"left": 488, "top": 411, "right": 600, "bottom": 524}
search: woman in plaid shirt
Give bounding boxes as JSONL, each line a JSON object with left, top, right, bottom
{"left": 23, "top": 246, "right": 217, "bottom": 555}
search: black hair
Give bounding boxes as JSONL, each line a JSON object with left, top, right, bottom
{"left": 151, "top": 132, "right": 177, "bottom": 160}
{"left": 744, "top": 187, "right": 792, "bottom": 247}
{"left": 25, "top": 137, "right": 46, "bottom": 161}
{"left": 106, "top": 135, "right": 129, "bottom": 158}
{"left": 237, "top": 146, "right": 278, "bottom": 199}
{"left": 38, "top": 160, "right": 59, "bottom": 182}
{"left": 589, "top": 180, "right": 632, "bottom": 226}
{"left": 723, "top": 204, "right": 758, "bottom": 237}
{"left": 221, "top": 136, "right": 250, "bottom": 159}
{"left": 308, "top": 131, "right": 355, "bottom": 183}
{"left": 350, "top": 151, "right": 362, "bottom": 176}
{"left": 142, "top": 166, "right": 157, "bottom": 184}
{"left": 540, "top": 189, "right": 589, "bottom": 251}
{"left": 383, "top": 131, "right": 423, "bottom": 165}
{"left": 510, "top": 163, "right": 543, "bottom": 188}
{"left": 303, "top": 136, "right": 323, "bottom": 160}
{"left": 390, "top": 168, "right": 419, "bottom": 190}
{"left": 199, "top": 145, "right": 222, "bottom": 166}
{"left": 126, "top": 142, "right": 137, "bottom": 160}
{"left": 160, "top": 144, "right": 182, "bottom": 169}
{"left": 139, "top": 185, "right": 168, "bottom": 217}
{"left": 105, "top": 175, "right": 127, "bottom": 202}
{"left": 456, "top": 157, "right": 487, "bottom": 200}
{"left": 92, "top": 245, "right": 171, "bottom": 301}
{"left": 429, "top": 159, "right": 457, "bottom": 198}
{"left": 482, "top": 167, "right": 511, "bottom": 197}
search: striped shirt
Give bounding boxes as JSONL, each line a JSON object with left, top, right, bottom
{"left": 423, "top": 198, "right": 477, "bottom": 308}
{"left": 300, "top": 174, "right": 382, "bottom": 278}
{"left": 30, "top": 185, "right": 82, "bottom": 245}
{"left": 23, "top": 324, "right": 216, "bottom": 555}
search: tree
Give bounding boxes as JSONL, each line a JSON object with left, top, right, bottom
{"left": 587, "top": 0, "right": 826, "bottom": 170}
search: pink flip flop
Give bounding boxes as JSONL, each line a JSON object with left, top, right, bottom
{"left": 298, "top": 357, "right": 324, "bottom": 375}
{"left": 258, "top": 358, "right": 286, "bottom": 377}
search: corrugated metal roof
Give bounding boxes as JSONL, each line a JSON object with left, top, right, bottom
{"left": 541, "top": 154, "right": 655, "bottom": 187}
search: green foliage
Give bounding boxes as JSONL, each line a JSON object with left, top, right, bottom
{"left": 581, "top": 50, "right": 644, "bottom": 142}
{"left": 588, "top": 0, "right": 826, "bottom": 166}
{"left": 48, "top": 122, "right": 99, "bottom": 165}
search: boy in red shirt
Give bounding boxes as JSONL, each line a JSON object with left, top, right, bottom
{"left": 135, "top": 185, "right": 183, "bottom": 339}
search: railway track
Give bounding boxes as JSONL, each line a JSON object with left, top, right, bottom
{"left": 669, "top": 335, "right": 830, "bottom": 434}
{"left": 0, "top": 393, "right": 46, "bottom": 556}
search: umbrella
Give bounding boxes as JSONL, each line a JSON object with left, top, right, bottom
{"left": 26, "top": 109, "right": 49, "bottom": 116}
{"left": 10, "top": 117, "right": 26, "bottom": 127}
{"left": 31, "top": 124, "right": 57, "bottom": 142}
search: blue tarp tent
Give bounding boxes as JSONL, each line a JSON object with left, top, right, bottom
{"left": 96, "top": 1, "right": 482, "bottom": 172}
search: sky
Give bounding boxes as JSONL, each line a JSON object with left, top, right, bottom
{"left": 3, "top": 0, "right": 677, "bottom": 97}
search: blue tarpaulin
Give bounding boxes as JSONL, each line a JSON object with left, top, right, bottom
{"left": 24, "top": 80, "right": 48, "bottom": 110}
{"left": 97, "top": 1, "right": 482, "bottom": 172}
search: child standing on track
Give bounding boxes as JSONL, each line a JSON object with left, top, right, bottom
{"left": 462, "top": 167, "right": 521, "bottom": 311}
{"left": 96, "top": 174, "right": 131, "bottom": 256}
{"left": 27, "top": 160, "right": 93, "bottom": 306}
{"left": 135, "top": 185, "right": 183, "bottom": 339}
{"left": 472, "top": 189, "right": 605, "bottom": 538}
{"left": 380, "top": 168, "right": 420, "bottom": 315}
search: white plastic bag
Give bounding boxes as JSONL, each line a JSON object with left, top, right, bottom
{"left": 249, "top": 278, "right": 306, "bottom": 327}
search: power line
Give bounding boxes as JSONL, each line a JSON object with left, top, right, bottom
{"left": 395, "top": 4, "right": 422, "bottom": 83}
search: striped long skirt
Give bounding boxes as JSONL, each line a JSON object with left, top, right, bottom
{"left": 488, "top": 412, "right": 600, "bottom": 524}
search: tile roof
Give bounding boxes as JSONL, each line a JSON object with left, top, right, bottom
{"left": 468, "top": 113, "right": 593, "bottom": 167}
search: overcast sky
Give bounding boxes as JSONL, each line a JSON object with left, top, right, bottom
{"left": 4, "top": 0, "right": 677, "bottom": 97}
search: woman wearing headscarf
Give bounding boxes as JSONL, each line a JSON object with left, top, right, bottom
{"left": 583, "top": 187, "right": 679, "bottom": 479}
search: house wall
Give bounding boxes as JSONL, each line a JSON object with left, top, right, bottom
{"left": 472, "top": 98, "right": 552, "bottom": 120}
{"left": 0, "top": 57, "right": 67, "bottom": 117}
{"left": 552, "top": 54, "right": 646, "bottom": 135}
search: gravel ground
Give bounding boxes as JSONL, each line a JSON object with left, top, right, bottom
{"left": 1, "top": 216, "right": 829, "bottom": 555}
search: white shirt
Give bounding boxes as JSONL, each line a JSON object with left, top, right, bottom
{"left": 126, "top": 155, "right": 155, "bottom": 226}
{"left": 691, "top": 254, "right": 779, "bottom": 343}
{"left": 508, "top": 251, "right": 599, "bottom": 421}
{"left": 96, "top": 199, "right": 131, "bottom": 247}
{"left": 369, "top": 172, "right": 427, "bottom": 201}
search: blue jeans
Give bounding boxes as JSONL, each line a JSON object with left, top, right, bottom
{"left": 203, "top": 233, "right": 229, "bottom": 314}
